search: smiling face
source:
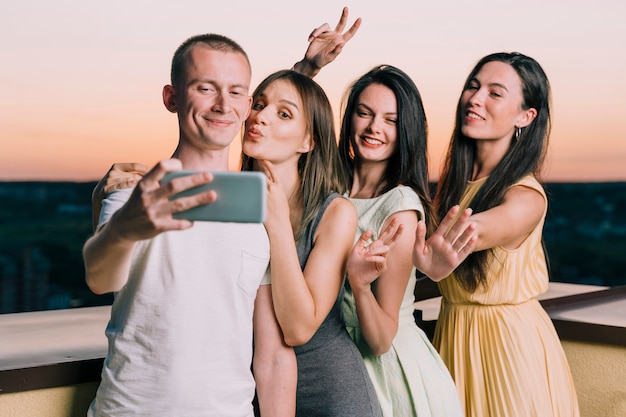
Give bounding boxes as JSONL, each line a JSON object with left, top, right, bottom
{"left": 163, "top": 45, "right": 252, "bottom": 152}
{"left": 242, "top": 78, "right": 311, "bottom": 166}
{"left": 460, "top": 60, "right": 536, "bottom": 144}
{"left": 351, "top": 83, "right": 398, "bottom": 164}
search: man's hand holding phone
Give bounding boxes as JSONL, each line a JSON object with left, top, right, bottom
{"left": 99, "top": 158, "right": 267, "bottom": 245}
{"left": 105, "top": 159, "right": 217, "bottom": 241}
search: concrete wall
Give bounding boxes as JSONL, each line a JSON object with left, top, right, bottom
{"left": 563, "top": 340, "right": 626, "bottom": 417}
{"left": 0, "top": 382, "right": 98, "bottom": 417}
{"left": 1, "top": 341, "right": 624, "bottom": 417}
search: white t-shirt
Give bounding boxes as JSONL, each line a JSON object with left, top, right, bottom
{"left": 89, "top": 188, "right": 270, "bottom": 417}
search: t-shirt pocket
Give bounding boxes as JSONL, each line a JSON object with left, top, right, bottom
{"left": 237, "top": 250, "right": 270, "bottom": 298}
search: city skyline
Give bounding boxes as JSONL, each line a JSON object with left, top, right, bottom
{"left": 1, "top": 0, "right": 624, "bottom": 182}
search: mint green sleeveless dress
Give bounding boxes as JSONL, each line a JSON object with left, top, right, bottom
{"left": 343, "top": 186, "right": 464, "bottom": 417}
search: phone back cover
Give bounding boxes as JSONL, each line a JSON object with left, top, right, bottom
{"left": 165, "top": 171, "right": 266, "bottom": 223}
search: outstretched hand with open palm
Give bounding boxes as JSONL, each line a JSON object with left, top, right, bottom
{"left": 412, "top": 205, "right": 477, "bottom": 281}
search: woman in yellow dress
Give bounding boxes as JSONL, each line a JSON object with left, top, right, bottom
{"left": 412, "top": 52, "right": 580, "bottom": 417}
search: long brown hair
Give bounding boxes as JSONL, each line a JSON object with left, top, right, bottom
{"left": 436, "top": 52, "right": 551, "bottom": 292}
{"left": 242, "top": 70, "right": 348, "bottom": 240}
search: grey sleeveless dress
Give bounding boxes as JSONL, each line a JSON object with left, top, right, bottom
{"left": 294, "top": 192, "right": 382, "bottom": 417}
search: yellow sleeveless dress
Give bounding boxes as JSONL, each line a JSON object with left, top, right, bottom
{"left": 434, "top": 175, "right": 580, "bottom": 417}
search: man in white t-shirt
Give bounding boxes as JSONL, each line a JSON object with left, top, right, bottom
{"left": 83, "top": 34, "right": 296, "bottom": 417}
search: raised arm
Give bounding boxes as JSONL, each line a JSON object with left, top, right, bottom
{"left": 253, "top": 284, "right": 297, "bottom": 417}
{"left": 83, "top": 159, "right": 215, "bottom": 294}
{"left": 347, "top": 210, "right": 416, "bottom": 355}
{"left": 292, "top": 7, "right": 362, "bottom": 78}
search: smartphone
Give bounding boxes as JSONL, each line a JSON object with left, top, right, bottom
{"left": 160, "top": 170, "right": 266, "bottom": 223}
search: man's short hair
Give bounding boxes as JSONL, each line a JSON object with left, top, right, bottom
{"left": 170, "top": 33, "right": 251, "bottom": 89}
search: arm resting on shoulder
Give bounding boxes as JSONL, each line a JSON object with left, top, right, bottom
{"left": 91, "top": 162, "right": 149, "bottom": 231}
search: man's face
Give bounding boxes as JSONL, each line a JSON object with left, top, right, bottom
{"left": 167, "top": 46, "right": 252, "bottom": 151}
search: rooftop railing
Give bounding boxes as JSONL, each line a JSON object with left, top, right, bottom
{"left": 1, "top": 283, "right": 625, "bottom": 417}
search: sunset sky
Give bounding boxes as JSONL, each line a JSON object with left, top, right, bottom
{"left": 1, "top": 0, "right": 624, "bottom": 182}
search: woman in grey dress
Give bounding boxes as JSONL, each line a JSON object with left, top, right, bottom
{"left": 241, "top": 69, "right": 398, "bottom": 416}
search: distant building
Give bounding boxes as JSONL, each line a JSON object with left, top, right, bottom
{"left": 0, "top": 245, "right": 51, "bottom": 313}
{"left": 0, "top": 254, "right": 18, "bottom": 313}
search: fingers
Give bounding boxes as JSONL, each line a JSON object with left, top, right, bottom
{"left": 258, "top": 159, "right": 271, "bottom": 178}
{"left": 159, "top": 170, "right": 216, "bottom": 208}
{"left": 356, "top": 219, "right": 405, "bottom": 262}
{"left": 111, "top": 162, "right": 150, "bottom": 175}
{"left": 445, "top": 207, "right": 473, "bottom": 242}
{"left": 357, "top": 229, "right": 374, "bottom": 247}
{"left": 378, "top": 218, "right": 403, "bottom": 246}
{"left": 335, "top": 7, "right": 362, "bottom": 42}
{"left": 387, "top": 223, "right": 404, "bottom": 247}
{"left": 308, "top": 7, "right": 362, "bottom": 42}
{"left": 362, "top": 254, "right": 387, "bottom": 265}
{"left": 457, "top": 235, "right": 478, "bottom": 259}
{"left": 142, "top": 160, "right": 220, "bottom": 218}
{"left": 158, "top": 174, "right": 216, "bottom": 223}
{"left": 109, "top": 160, "right": 221, "bottom": 240}
{"left": 452, "top": 221, "right": 477, "bottom": 255}
{"left": 450, "top": 207, "right": 472, "bottom": 230}
{"left": 365, "top": 242, "right": 389, "bottom": 257}
{"left": 433, "top": 205, "right": 461, "bottom": 239}
{"left": 334, "top": 6, "right": 349, "bottom": 32}
{"left": 353, "top": 229, "right": 390, "bottom": 262}
{"left": 104, "top": 165, "right": 146, "bottom": 194}
{"left": 103, "top": 177, "right": 142, "bottom": 195}
{"left": 142, "top": 159, "right": 184, "bottom": 188}
{"left": 342, "top": 17, "right": 362, "bottom": 42}
{"left": 100, "top": 162, "right": 147, "bottom": 195}
{"left": 167, "top": 186, "right": 216, "bottom": 214}
{"left": 130, "top": 162, "right": 150, "bottom": 174}
{"left": 365, "top": 232, "right": 395, "bottom": 256}
{"left": 411, "top": 220, "right": 429, "bottom": 269}
{"left": 308, "top": 23, "right": 331, "bottom": 41}
{"left": 413, "top": 220, "right": 427, "bottom": 250}
{"left": 258, "top": 160, "right": 280, "bottom": 187}
{"left": 160, "top": 171, "right": 213, "bottom": 195}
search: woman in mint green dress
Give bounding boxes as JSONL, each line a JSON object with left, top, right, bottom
{"left": 336, "top": 65, "right": 464, "bottom": 417}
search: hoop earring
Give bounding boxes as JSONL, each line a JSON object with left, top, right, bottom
{"left": 514, "top": 127, "right": 522, "bottom": 141}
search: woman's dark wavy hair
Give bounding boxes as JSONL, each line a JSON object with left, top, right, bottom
{"left": 337, "top": 65, "right": 436, "bottom": 233}
{"left": 241, "top": 70, "right": 348, "bottom": 241}
{"left": 435, "top": 52, "right": 552, "bottom": 292}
